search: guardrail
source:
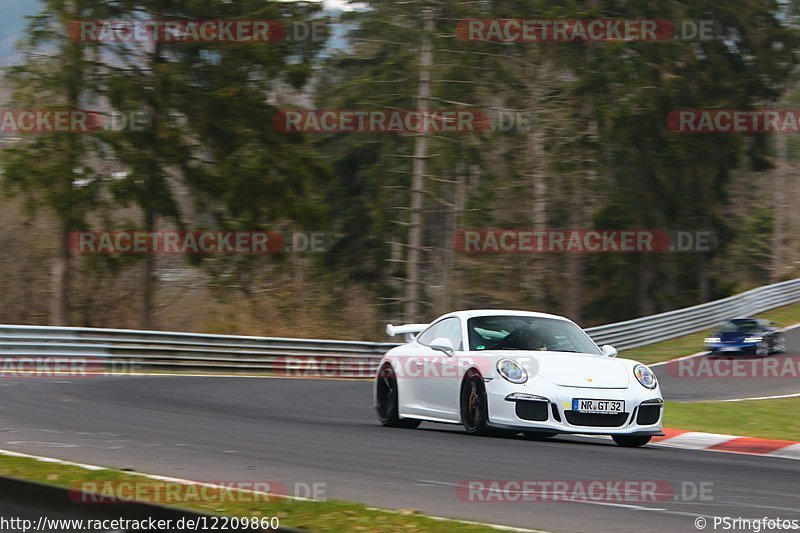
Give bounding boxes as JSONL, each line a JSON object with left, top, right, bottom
{"left": 585, "top": 277, "right": 800, "bottom": 350}
{"left": 1, "top": 277, "right": 799, "bottom": 377}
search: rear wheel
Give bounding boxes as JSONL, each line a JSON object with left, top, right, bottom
{"left": 612, "top": 435, "right": 652, "bottom": 447}
{"left": 461, "top": 372, "right": 491, "bottom": 435}
{"left": 771, "top": 333, "right": 786, "bottom": 354}
{"left": 756, "top": 339, "right": 770, "bottom": 357}
{"left": 375, "top": 364, "right": 420, "bottom": 428}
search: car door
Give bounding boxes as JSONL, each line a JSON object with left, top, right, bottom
{"left": 415, "top": 317, "right": 465, "bottom": 420}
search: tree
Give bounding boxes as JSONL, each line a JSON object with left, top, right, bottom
{"left": 1, "top": 0, "right": 108, "bottom": 325}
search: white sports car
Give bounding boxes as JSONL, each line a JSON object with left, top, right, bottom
{"left": 374, "top": 310, "right": 663, "bottom": 447}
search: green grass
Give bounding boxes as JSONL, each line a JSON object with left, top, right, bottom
{"left": 0, "top": 455, "right": 523, "bottom": 533}
{"left": 664, "top": 397, "right": 800, "bottom": 441}
{"left": 620, "top": 301, "right": 800, "bottom": 365}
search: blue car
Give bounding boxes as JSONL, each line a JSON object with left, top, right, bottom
{"left": 704, "top": 318, "right": 785, "bottom": 356}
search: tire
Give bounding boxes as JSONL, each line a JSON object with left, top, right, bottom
{"left": 756, "top": 339, "right": 770, "bottom": 357}
{"left": 523, "top": 431, "right": 557, "bottom": 440}
{"left": 460, "top": 371, "right": 491, "bottom": 436}
{"left": 612, "top": 435, "right": 652, "bottom": 447}
{"left": 771, "top": 333, "right": 786, "bottom": 354}
{"left": 375, "top": 364, "right": 420, "bottom": 429}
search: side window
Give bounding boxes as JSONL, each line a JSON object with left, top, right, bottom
{"left": 416, "top": 321, "right": 443, "bottom": 346}
{"left": 417, "top": 318, "right": 463, "bottom": 351}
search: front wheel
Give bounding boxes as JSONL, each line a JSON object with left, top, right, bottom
{"left": 612, "top": 435, "right": 652, "bottom": 447}
{"left": 375, "top": 364, "right": 420, "bottom": 429}
{"left": 461, "top": 372, "right": 491, "bottom": 435}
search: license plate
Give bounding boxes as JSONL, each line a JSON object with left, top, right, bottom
{"left": 572, "top": 399, "right": 625, "bottom": 414}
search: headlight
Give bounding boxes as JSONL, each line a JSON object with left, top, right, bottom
{"left": 744, "top": 337, "right": 763, "bottom": 343}
{"left": 497, "top": 359, "right": 528, "bottom": 384}
{"left": 704, "top": 337, "right": 721, "bottom": 343}
{"left": 633, "top": 364, "right": 657, "bottom": 390}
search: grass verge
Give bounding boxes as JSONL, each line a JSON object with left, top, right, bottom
{"left": 620, "top": 301, "right": 800, "bottom": 366}
{"left": 0, "top": 454, "right": 519, "bottom": 533}
{"left": 664, "top": 397, "right": 800, "bottom": 441}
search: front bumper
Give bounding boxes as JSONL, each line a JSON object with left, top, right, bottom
{"left": 706, "top": 342, "right": 758, "bottom": 354}
{"left": 485, "top": 378, "right": 663, "bottom": 436}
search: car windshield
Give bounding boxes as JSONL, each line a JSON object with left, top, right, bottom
{"left": 720, "top": 320, "right": 761, "bottom": 334}
{"left": 467, "top": 315, "right": 602, "bottom": 355}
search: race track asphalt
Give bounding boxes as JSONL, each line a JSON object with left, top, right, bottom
{"left": 1, "top": 366, "right": 799, "bottom": 532}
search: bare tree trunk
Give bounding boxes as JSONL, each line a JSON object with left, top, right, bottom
{"left": 530, "top": 128, "right": 547, "bottom": 307}
{"left": 50, "top": 0, "right": 82, "bottom": 326}
{"left": 50, "top": 217, "right": 70, "bottom": 325}
{"left": 771, "top": 133, "right": 787, "bottom": 282}
{"left": 142, "top": 208, "right": 156, "bottom": 329}
{"left": 405, "top": 7, "right": 434, "bottom": 322}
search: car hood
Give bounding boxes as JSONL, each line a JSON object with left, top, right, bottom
{"left": 486, "top": 351, "right": 631, "bottom": 389}
{"left": 720, "top": 331, "right": 759, "bottom": 343}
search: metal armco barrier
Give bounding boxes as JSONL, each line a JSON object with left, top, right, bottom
{"left": 586, "top": 277, "right": 800, "bottom": 350}
{"left": 1, "top": 277, "right": 799, "bottom": 377}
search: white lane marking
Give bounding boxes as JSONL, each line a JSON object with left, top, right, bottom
{"left": 5, "top": 441, "right": 78, "bottom": 448}
{"left": 0, "top": 448, "right": 105, "bottom": 470}
{"left": 717, "top": 392, "right": 800, "bottom": 402}
{"left": 651, "top": 351, "right": 708, "bottom": 368}
{"left": 723, "top": 501, "right": 800, "bottom": 513}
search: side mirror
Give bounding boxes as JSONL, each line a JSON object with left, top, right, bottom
{"left": 430, "top": 337, "right": 456, "bottom": 357}
{"left": 601, "top": 345, "right": 618, "bottom": 358}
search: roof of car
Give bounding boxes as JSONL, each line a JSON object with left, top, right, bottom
{"left": 438, "top": 309, "right": 572, "bottom": 322}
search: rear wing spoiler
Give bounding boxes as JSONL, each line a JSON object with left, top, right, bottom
{"left": 385, "top": 323, "right": 428, "bottom": 342}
